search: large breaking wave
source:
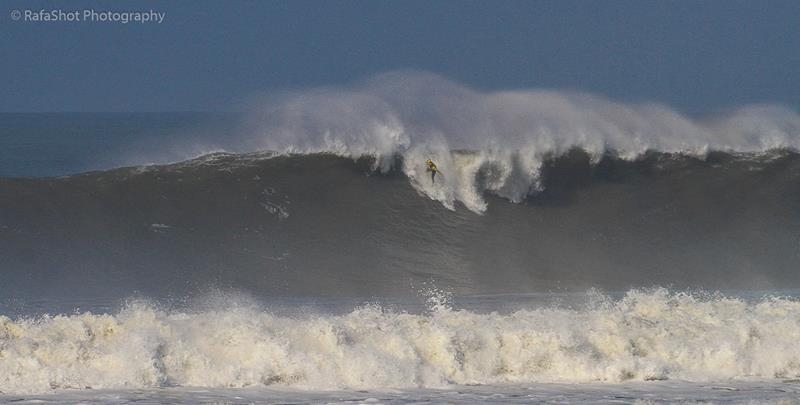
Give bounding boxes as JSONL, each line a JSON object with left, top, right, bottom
{"left": 179, "top": 71, "right": 800, "bottom": 212}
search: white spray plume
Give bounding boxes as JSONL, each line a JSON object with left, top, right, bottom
{"left": 234, "top": 71, "right": 800, "bottom": 212}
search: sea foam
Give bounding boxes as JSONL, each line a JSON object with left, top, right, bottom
{"left": 2, "top": 289, "right": 799, "bottom": 394}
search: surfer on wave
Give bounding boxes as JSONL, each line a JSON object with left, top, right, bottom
{"left": 426, "top": 159, "right": 439, "bottom": 183}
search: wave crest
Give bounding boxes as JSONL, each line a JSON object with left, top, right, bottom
{"left": 231, "top": 72, "right": 800, "bottom": 211}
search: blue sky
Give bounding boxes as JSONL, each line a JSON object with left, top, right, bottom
{"left": 1, "top": 0, "right": 798, "bottom": 112}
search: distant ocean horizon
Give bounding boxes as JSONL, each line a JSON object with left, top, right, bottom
{"left": 0, "top": 112, "right": 242, "bottom": 178}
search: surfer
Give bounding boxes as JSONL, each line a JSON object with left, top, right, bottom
{"left": 426, "top": 159, "right": 439, "bottom": 183}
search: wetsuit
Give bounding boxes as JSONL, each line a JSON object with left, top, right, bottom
{"left": 426, "top": 159, "right": 438, "bottom": 183}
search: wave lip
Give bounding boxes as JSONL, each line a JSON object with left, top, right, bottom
{"left": 2, "top": 289, "right": 799, "bottom": 394}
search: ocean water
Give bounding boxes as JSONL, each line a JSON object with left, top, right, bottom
{"left": 2, "top": 77, "right": 800, "bottom": 403}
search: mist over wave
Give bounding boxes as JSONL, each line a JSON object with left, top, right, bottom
{"left": 4, "top": 72, "right": 799, "bottom": 212}
{"left": 168, "top": 71, "right": 800, "bottom": 212}
{"left": 2, "top": 289, "right": 799, "bottom": 394}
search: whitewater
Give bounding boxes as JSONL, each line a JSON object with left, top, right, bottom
{"left": 3, "top": 73, "right": 800, "bottom": 402}
{"left": 2, "top": 290, "right": 800, "bottom": 396}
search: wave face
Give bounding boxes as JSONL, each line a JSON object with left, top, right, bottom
{"left": 2, "top": 150, "right": 800, "bottom": 301}
{"left": 1, "top": 289, "right": 799, "bottom": 394}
